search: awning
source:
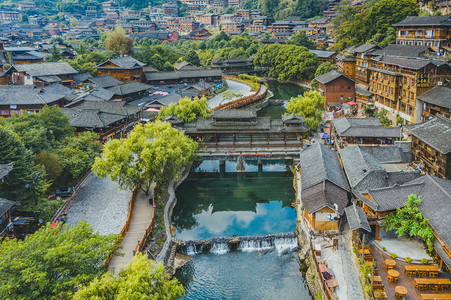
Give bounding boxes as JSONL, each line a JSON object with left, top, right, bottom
{"left": 146, "top": 108, "right": 160, "bottom": 112}
{"left": 12, "top": 216, "right": 33, "bottom": 225}
{"left": 345, "top": 204, "right": 371, "bottom": 232}
{"left": 319, "top": 132, "right": 330, "bottom": 139}
{"left": 347, "top": 101, "right": 358, "bottom": 105}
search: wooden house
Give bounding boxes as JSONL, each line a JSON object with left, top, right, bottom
{"left": 299, "top": 143, "right": 351, "bottom": 232}
{"left": 406, "top": 115, "right": 451, "bottom": 179}
{"left": 315, "top": 70, "right": 355, "bottom": 108}
{"left": 416, "top": 87, "right": 451, "bottom": 120}
{"left": 96, "top": 57, "right": 145, "bottom": 83}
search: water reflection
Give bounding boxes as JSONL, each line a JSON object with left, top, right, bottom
{"left": 172, "top": 161, "right": 296, "bottom": 241}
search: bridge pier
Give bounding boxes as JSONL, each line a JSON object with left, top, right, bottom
{"left": 258, "top": 159, "right": 263, "bottom": 173}
{"left": 219, "top": 159, "right": 226, "bottom": 174}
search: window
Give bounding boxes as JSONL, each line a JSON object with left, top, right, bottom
{"left": 348, "top": 86, "right": 351, "bottom": 90}
{"left": 426, "top": 30, "right": 433, "bottom": 38}
{"left": 340, "top": 95, "right": 343, "bottom": 101}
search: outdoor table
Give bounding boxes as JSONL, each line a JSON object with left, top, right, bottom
{"left": 326, "top": 278, "right": 339, "bottom": 289}
{"left": 405, "top": 265, "right": 440, "bottom": 277}
{"left": 395, "top": 286, "right": 407, "bottom": 299}
{"left": 421, "top": 293, "right": 451, "bottom": 300}
{"left": 385, "top": 259, "right": 397, "bottom": 270}
{"left": 388, "top": 269, "right": 400, "bottom": 283}
{"left": 415, "top": 278, "right": 451, "bottom": 291}
{"left": 373, "top": 275, "right": 382, "bottom": 284}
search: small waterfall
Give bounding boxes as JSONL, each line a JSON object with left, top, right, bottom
{"left": 236, "top": 155, "right": 246, "bottom": 172}
{"left": 210, "top": 242, "right": 229, "bottom": 254}
{"left": 183, "top": 243, "right": 204, "bottom": 255}
{"left": 180, "top": 232, "right": 298, "bottom": 256}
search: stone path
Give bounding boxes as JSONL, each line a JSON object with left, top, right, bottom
{"left": 339, "top": 224, "right": 365, "bottom": 300}
{"left": 109, "top": 190, "right": 153, "bottom": 275}
{"left": 65, "top": 173, "right": 131, "bottom": 235}
{"left": 208, "top": 79, "right": 253, "bottom": 108}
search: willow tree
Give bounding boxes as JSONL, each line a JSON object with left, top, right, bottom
{"left": 157, "top": 97, "right": 210, "bottom": 123}
{"left": 286, "top": 90, "right": 325, "bottom": 130}
{"left": 73, "top": 253, "right": 184, "bottom": 300}
{"left": 384, "top": 194, "right": 434, "bottom": 251}
{"left": 92, "top": 121, "right": 198, "bottom": 195}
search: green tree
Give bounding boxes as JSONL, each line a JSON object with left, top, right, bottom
{"left": 105, "top": 26, "right": 134, "bottom": 56}
{"left": 286, "top": 90, "right": 325, "bottom": 130}
{"left": 158, "top": 97, "right": 211, "bottom": 123}
{"left": 0, "top": 112, "right": 53, "bottom": 154}
{"left": 73, "top": 252, "right": 184, "bottom": 299}
{"left": 46, "top": 44, "right": 63, "bottom": 62}
{"left": 286, "top": 32, "right": 316, "bottom": 49}
{"left": 93, "top": 121, "right": 198, "bottom": 195}
{"left": 0, "top": 222, "right": 119, "bottom": 300}
{"left": 184, "top": 50, "right": 201, "bottom": 66}
{"left": 36, "top": 105, "right": 74, "bottom": 142}
{"left": 35, "top": 151, "right": 63, "bottom": 183}
{"left": 384, "top": 194, "right": 434, "bottom": 251}
{"left": 0, "top": 127, "right": 48, "bottom": 213}
{"left": 333, "top": 0, "right": 419, "bottom": 50}
{"left": 377, "top": 109, "right": 392, "bottom": 127}
{"left": 315, "top": 62, "right": 337, "bottom": 77}
{"left": 254, "top": 44, "right": 319, "bottom": 81}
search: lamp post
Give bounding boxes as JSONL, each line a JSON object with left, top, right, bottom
{"left": 24, "top": 172, "right": 40, "bottom": 223}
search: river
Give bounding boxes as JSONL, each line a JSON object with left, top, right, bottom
{"left": 172, "top": 159, "right": 312, "bottom": 300}
{"left": 257, "top": 81, "right": 307, "bottom": 119}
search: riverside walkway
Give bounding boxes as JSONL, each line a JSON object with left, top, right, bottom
{"left": 109, "top": 190, "right": 153, "bottom": 275}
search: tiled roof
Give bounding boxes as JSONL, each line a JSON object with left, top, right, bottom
{"left": 357, "top": 175, "right": 451, "bottom": 249}
{"left": 96, "top": 56, "right": 145, "bottom": 70}
{"left": 406, "top": 115, "right": 451, "bottom": 154}
{"left": 308, "top": 49, "right": 336, "bottom": 58}
{"left": 301, "top": 181, "right": 349, "bottom": 215}
{"left": 374, "top": 56, "right": 448, "bottom": 70}
{"left": 0, "top": 163, "right": 13, "bottom": 180}
{"left": 13, "top": 61, "right": 78, "bottom": 77}
{"left": 352, "top": 43, "right": 379, "bottom": 54}
{"left": 107, "top": 81, "right": 151, "bottom": 96}
{"left": 315, "top": 70, "right": 352, "bottom": 85}
{"left": 88, "top": 75, "right": 123, "bottom": 88}
{"left": 0, "top": 85, "right": 66, "bottom": 106}
{"left": 0, "top": 197, "right": 15, "bottom": 217}
{"left": 356, "top": 145, "right": 410, "bottom": 163}
{"left": 144, "top": 69, "right": 222, "bottom": 81}
{"left": 392, "top": 15, "right": 451, "bottom": 27}
{"left": 417, "top": 87, "right": 451, "bottom": 110}
{"left": 332, "top": 117, "right": 402, "bottom": 138}
{"left": 299, "top": 142, "right": 350, "bottom": 191}
{"left": 370, "top": 44, "right": 431, "bottom": 58}
{"left": 345, "top": 204, "right": 371, "bottom": 232}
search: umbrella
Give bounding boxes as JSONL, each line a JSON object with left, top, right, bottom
{"left": 319, "top": 132, "right": 330, "bottom": 139}
{"left": 347, "top": 101, "right": 358, "bottom": 105}
{"left": 146, "top": 108, "right": 161, "bottom": 112}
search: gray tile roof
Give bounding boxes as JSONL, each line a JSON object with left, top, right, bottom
{"left": 61, "top": 100, "right": 140, "bottom": 129}
{"left": 339, "top": 145, "right": 388, "bottom": 191}
{"left": 356, "top": 145, "right": 410, "bottom": 163}
{"left": 88, "top": 75, "right": 123, "bottom": 88}
{"left": 434, "top": 238, "right": 451, "bottom": 270}
{"left": 417, "top": 87, "right": 451, "bottom": 110}
{"left": 345, "top": 204, "right": 371, "bottom": 232}
{"left": 315, "top": 70, "right": 352, "bottom": 85}
{"left": 392, "top": 15, "right": 451, "bottom": 27}
{"left": 96, "top": 56, "right": 145, "bottom": 70}
{"left": 42, "top": 83, "right": 73, "bottom": 96}
{"left": 357, "top": 175, "right": 451, "bottom": 249}
{"left": 144, "top": 69, "right": 222, "bottom": 81}
{"left": 107, "top": 81, "right": 151, "bottom": 96}
{"left": 332, "top": 117, "right": 402, "bottom": 138}
{"left": 374, "top": 56, "right": 447, "bottom": 70}
{"left": 301, "top": 181, "right": 349, "bottom": 215}
{"left": 0, "top": 85, "right": 66, "bottom": 106}
{"left": 351, "top": 43, "right": 379, "bottom": 54}
{"left": 406, "top": 115, "right": 451, "bottom": 154}
{"left": 73, "top": 72, "right": 93, "bottom": 83}
{"left": 0, "top": 163, "right": 13, "bottom": 180}
{"left": 308, "top": 49, "right": 336, "bottom": 58}
{"left": 299, "top": 142, "right": 350, "bottom": 191}
{"left": 0, "top": 197, "right": 15, "bottom": 217}
{"left": 84, "top": 87, "right": 115, "bottom": 101}
{"left": 211, "top": 109, "right": 256, "bottom": 119}
{"left": 13, "top": 62, "right": 78, "bottom": 77}
{"left": 370, "top": 44, "right": 432, "bottom": 58}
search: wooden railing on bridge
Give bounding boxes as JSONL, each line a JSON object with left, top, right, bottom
{"left": 104, "top": 187, "right": 138, "bottom": 266}
{"left": 133, "top": 190, "right": 156, "bottom": 255}
{"left": 212, "top": 76, "right": 268, "bottom": 111}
